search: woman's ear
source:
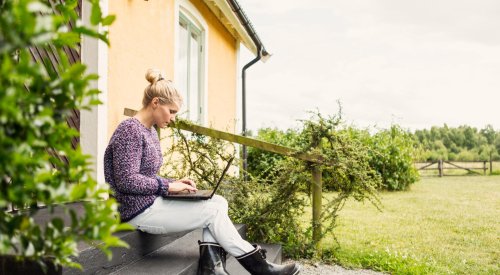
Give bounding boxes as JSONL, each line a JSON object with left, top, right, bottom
{"left": 152, "top": 97, "right": 159, "bottom": 109}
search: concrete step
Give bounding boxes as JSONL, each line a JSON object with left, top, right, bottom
{"left": 31, "top": 203, "right": 284, "bottom": 275}
{"left": 110, "top": 224, "right": 247, "bottom": 275}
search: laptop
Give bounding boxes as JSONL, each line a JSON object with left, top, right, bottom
{"left": 164, "top": 157, "right": 233, "bottom": 200}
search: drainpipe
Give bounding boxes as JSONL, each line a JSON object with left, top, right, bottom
{"left": 241, "top": 48, "right": 262, "bottom": 176}
{"left": 226, "top": 0, "right": 271, "bottom": 177}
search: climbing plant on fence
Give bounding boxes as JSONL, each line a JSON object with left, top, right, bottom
{"left": 248, "top": 122, "right": 419, "bottom": 191}
{"left": 0, "top": 0, "right": 129, "bottom": 270}
{"left": 162, "top": 111, "right": 382, "bottom": 258}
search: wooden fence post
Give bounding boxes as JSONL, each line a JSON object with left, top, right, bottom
{"left": 312, "top": 163, "right": 322, "bottom": 247}
{"left": 311, "top": 135, "right": 323, "bottom": 248}
{"left": 483, "top": 161, "right": 487, "bottom": 175}
{"left": 490, "top": 152, "right": 493, "bottom": 175}
{"left": 438, "top": 160, "right": 443, "bottom": 177}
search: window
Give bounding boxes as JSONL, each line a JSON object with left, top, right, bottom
{"left": 178, "top": 13, "right": 204, "bottom": 123}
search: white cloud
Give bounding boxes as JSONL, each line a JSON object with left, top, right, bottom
{"left": 239, "top": 0, "right": 500, "bottom": 131}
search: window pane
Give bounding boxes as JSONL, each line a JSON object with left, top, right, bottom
{"left": 189, "top": 32, "right": 200, "bottom": 122}
{"left": 178, "top": 14, "right": 203, "bottom": 123}
{"left": 178, "top": 21, "right": 189, "bottom": 118}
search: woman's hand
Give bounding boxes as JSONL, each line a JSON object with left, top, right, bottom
{"left": 178, "top": 178, "right": 197, "bottom": 189}
{"left": 168, "top": 179, "right": 198, "bottom": 194}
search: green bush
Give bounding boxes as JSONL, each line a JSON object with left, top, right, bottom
{"left": 456, "top": 149, "right": 478, "bottom": 161}
{"left": 0, "top": 0, "right": 129, "bottom": 269}
{"left": 246, "top": 127, "right": 302, "bottom": 185}
{"left": 367, "top": 125, "right": 419, "bottom": 191}
{"left": 246, "top": 112, "right": 382, "bottom": 257}
{"left": 248, "top": 124, "right": 419, "bottom": 191}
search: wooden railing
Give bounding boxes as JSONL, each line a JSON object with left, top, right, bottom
{"left": 124, "top": 108, "right": 325, "bottom": 245}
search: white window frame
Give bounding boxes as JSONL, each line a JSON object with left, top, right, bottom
{"left": 174, "top": 0, "right": 208, "bottom": 125}
{"left": 80, "top": 0, "right": 108, "bottom": 188}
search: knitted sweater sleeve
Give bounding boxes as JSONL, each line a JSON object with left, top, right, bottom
{"left": 157, "top": 176, "right": 175, "bottom": 197}
{"left": 111, "top": 123, "right": 164, "bottom": 196}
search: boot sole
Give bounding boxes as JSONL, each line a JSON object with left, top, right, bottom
{"left": 291, "top": 264, "right": 301, "bottom": 275}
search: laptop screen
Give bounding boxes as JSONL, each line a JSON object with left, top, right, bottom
{"left": 210, "top": 157, "right": 234, "bottom": 194}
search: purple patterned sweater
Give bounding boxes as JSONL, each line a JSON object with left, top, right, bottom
{"left": 104, "top": 118, "right": 171, "bottom": 222}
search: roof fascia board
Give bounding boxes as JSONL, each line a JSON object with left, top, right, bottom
{"left": 202, "top": 0, "right": 258, "bottom": 54}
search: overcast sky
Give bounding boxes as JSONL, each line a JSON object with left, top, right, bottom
{"left": 238, "top": 0, "right": 500, "bottom": 132}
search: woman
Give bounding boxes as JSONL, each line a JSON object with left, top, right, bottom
{"left": 104, "top": 69, "right": 300, "bottom": 275}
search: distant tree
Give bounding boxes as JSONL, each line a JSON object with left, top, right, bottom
{"left": 462, "top": 126, "right": 478, "bottom": 149}
{"left": 480, "top": 125, "right": 496, "bottom": 144}
{"left": 412, "top": 125, "right": 500, "bottom": 161}
{"left": 495, "top": 135, "right": 500, "bottom": 154}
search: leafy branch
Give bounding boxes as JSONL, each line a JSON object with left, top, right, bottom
{"left": 0, "top": 0, "right": 129, "bottom": 269}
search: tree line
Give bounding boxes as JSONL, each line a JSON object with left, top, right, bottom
{"left": 413, "top": 124, "right": 500, "bottom": 161}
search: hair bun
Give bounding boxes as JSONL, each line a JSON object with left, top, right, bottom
{"left": 145, "top": 68, "right": 162, "bottom": 84}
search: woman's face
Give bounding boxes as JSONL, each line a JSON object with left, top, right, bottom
{"left": 153, "top": 99, "right": 179, "bottom": 128}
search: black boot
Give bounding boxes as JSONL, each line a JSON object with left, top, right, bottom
{"left": 197, "top": 241, "right": 230, "bottom": 275}
{"left": 236, "top": 245, "right": 301, "bottom": 275}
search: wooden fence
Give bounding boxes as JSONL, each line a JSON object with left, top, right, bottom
{"left": 415, "top": 160, "right": 492, "bottom": 176}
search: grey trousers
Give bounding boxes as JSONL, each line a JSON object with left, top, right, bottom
{"left": 128, "top": 195, "right": 255, "bottom": 256}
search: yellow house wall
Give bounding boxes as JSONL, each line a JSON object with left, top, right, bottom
{"left": 107, "top": 0, "right": 238, "bottom": 141}
{"left": 107, "top": 0, "right": 175, "bottom": 139}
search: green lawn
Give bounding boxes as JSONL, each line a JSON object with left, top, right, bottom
{"left": 312, "top": 176, "right": 500, "bottom": 274}
{"left": 493, "top": 161, "right": 500, "bottom": 175}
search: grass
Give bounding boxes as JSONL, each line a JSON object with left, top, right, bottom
{"left": 309, "top": 176, "right": 500, "bottom": 274}
{"left": 492, "top": 161, "right": 500, "bottom": 175}
{"left": 494, "top": 161, "right": 500, "bottom": 171}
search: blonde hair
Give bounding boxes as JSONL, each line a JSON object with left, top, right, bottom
{"left": 142, "top": 69, "right": 183, "bottom": 108}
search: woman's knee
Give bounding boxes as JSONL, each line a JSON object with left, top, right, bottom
{"left": 136, "top": 224, "right": 168, "bottom": 234}
{"left": 211, "top": 195, "right": 228, "bottom": 210}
